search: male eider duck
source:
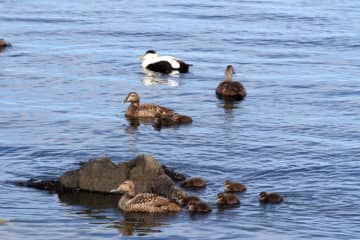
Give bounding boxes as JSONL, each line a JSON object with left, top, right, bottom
{"left": 111, "top": 180, "right": 181, "bottom": 213}
{"left": 188, "top": 200, "right": 212, "bottom": 213}
{"left": 140, "top": 50, "right": 191, "bottom": 74}
{"left": 224, "top": 180, "right": 247, "bottom": 193}
{"left": 180, "top": 177, "right": 206, "bottom": 188}
{"left": 0, "top": 39, "right": 11, "bottom": 49}
{"left": 259, "top": 191, "right": 283, "bottom": 204}
{"left": 216, "top": 65, "right": 247, "bottom": 101}
{"left": 216, "top": 192, "right": 240, "bottom": 206}
{"left": 124, "top": 92, "right": 192, "bottom": 124}
{"left": 176, "top": 192, "right": 201, "bottom": 206}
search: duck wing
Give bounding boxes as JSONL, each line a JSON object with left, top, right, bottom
{"left": 138, "top": 103, "right": 174, "bottom": 118}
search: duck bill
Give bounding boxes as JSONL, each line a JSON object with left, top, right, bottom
{"left": 123, "top": 95, "right": 129, "bottom": 103}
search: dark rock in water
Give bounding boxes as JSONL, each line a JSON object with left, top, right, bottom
{"left": 13, "top": 154, "right": 185, "bottom": 200}
{"left": 60, "top": 157, "right": 128, "bottom": 193}
{"left": 59, "top": 154, "right": 182, "bottom": 198}
{"left": 162, "top": 165, "right": 187, "bottom": 182}
{"left": 13, "top": 178, "right": 61, "bottom": 193}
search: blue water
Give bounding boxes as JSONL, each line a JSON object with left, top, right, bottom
{"left": 1, "top": 0, "right": 360, "bottom": 239}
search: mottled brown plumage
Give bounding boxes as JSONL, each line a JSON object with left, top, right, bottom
{"left": 215, "top": 65, "right": 246, "bottom": 101}
{"left": 111, "top": 180, "right": 181, "bottom": 213}
{"left": 216, "top": 192, "right": 240, "bottom": 206}
{"left": 224, "top": 180, "right": 247, "bottom": 193}
{"left": 180, "top": 177, "right": 206, "bottom": 188}
{"left": 188, "top": 200, "right": 212, "bottom": 213}
{"left": 259, "top": 192, "right": 283, "bottom": 204}
{"left": 124, "top": 92, "right": 192, "bottom": 126}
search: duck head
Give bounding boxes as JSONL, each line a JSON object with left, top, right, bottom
{"left": 140, "top": 50, "right": 158, "bottom": 61}
{"left": 123, "top": 92, "right": 140, "bottom": 103}
{"left": 259, "top": 191, "right": 267, "bottom": 201}
{"left": 111, "top": 180, "right": 136, "bottom": 196}
{"left": 224, "top": 65, "right": 235, "bottom": 82}
{"left": 216, "top": 193, "right": 226, "bottom": 204}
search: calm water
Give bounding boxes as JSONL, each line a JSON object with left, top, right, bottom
{"left": 1, "top": 0, "right": 360, "bottom": 239}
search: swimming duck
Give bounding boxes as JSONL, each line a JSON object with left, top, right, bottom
{"left": 0, "top": 39, "right": 11, "bottom": 49}
{"left": 188, "top": 200, "right": 212, "bottom": 213}
{"left": 224, "top": 180, "right": 247, "bottom": 193}
{"left": 176, "top": 192, "right": 201, "bottom": 206}
{"left": 180, "top": 177, "right": 206, "bottom": 188}
{"left": 215, "top": 65, "right": 247, "bottom": 101}
{"left": 259, "top": 192, "right": 283, "bottom": 204}
{"left": 216, "top": 192, "right": 240, "bottom": 206}
{"left": 123, "top": 92, "right": 192, "bottom": 125}
{"left": 111, "top": 180, "right": 181, "bottom": 213}
{"left": 140, "top": 50, "right": 191, "bottom": 74}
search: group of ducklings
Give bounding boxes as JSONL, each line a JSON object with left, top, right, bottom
{"left": 111, "top": 178, "right": 283, "bottom": 214}
{"left": 123, "top": 50, "right": 247, "bottom": 128}
{"left": 178, "top": 178, "right": 283, "bottom": 213}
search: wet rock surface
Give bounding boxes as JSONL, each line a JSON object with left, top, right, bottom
{"left": 13, "top": 155, "right": 185, "bottom": 198}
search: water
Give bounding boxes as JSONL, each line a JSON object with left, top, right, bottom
{"left": 1, "top": 0, "right": 360, "bottom": 239}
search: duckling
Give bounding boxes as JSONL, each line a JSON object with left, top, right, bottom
{"left": 215, "top": 65, "right": 247, "bottom": 101}
{"left": 216, "top": 192, "right": 240, "bottom": 206}
{"left": 111, "top": 180, "right": 181, "bottom": 213}
{"left": 0, "top": 39, "right": 11, "bottom": 49}
{"left": 123, "top": 92, "right": 192, "bottom": 124}
{"left": 176, "top": 192, "right": 201, "bottom": 206}
{"left": 224, "top": 180, "right": 247, "bottom": 193}
{"left": 140, "top": 50, "right": 191, "bottom": 74}
{"left": 180, "top": 177, "right": 206, "bottom": 188}
{"left": 259, "top": 191, "right": 283, "bottom": 204}
{"left": 188, "top": 200, "right": 212, "bottom": 213}
{"left": 153, "top": 108, "right": 192, "bottom": 129}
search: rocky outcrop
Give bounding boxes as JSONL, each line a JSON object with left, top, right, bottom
{"left": 59, "top": 154, "right": 183, "bottom": 198}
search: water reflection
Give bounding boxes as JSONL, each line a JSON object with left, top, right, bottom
{"left": 58, "top": 191, "right": 173, "bottom": 237}
{"left": 111, "top": 212, "right": 173, "bottom": 236}
{"left": 142, "top": 70, "right": 180, "bottom": 87}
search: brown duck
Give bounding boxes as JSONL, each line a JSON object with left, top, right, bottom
{"left": 259, "top": 192, "right": 283, "bottom": 204}
{"left": 224, "top": 180, "right": 247, "bottom": 193}
{"left": 216, "top": 192, "right": 240, "bottom": 206}
{"left": 0, "top": 39, "right": 11, "bottom": 49}
{"left": 215, "top": 65, "right": 247, "bottom": 100}
{"left": 176, "top": 192, "right": 201, "bottom": 206}
{"left": 111, "top": 180, "right": 181, "bottom": 213}
{"left": 124, "top": 92, "right": 192, "bottom": 124}
{"left": 188, "top": 200, "right": 212, "bottom": 213}
{"left": 180, "top": 177, "right": 206, "bottom": 188}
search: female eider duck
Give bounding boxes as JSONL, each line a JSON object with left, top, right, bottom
{"left": 111, "top": 180, "right": 181, "bottom": 213}
{"left": 140, "top": 50, "right": 191, "bottom": 74}
{"left": 124, "top": 92, "right": 192, "bottom": 124}
{"left": 224, "top": 180, "right": 247, "bottom": 193}
{"left": 216, "top": 65, "right": 247, "bottom": 101}
{"left": 216, "top": 192, "right": 240, "bottom": 206}
{"left": 259, "top": 191, "right": 283, "bottom": 204}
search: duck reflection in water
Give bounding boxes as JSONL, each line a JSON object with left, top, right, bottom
{"left": 142, "top": 69, "right": 180, "bottom": 87}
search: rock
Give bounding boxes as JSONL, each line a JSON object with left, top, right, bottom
{"left": 60, "top": 157, "right": 128, "bottom": 193}
{"left": 12, "top": 178, "right": 61, "bottom": 193}
{"left": 59, "top": 154, "right": 182, "bottom": 198}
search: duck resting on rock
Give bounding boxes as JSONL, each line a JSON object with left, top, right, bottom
{"left": 215, "top": 65, "right": 247, "bottom": 101}
{"left": 111, "top": 180, "right": 181, "bottom": 213}
{"left": 140, "top": 50, "right": 192, "bottom": 74}
{"left": 123, "top": 92, "right": 192, "bottom": 126}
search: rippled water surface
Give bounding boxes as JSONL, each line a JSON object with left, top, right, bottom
{"left": 1, "top": 0, "right": 360, "bottom": 239}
